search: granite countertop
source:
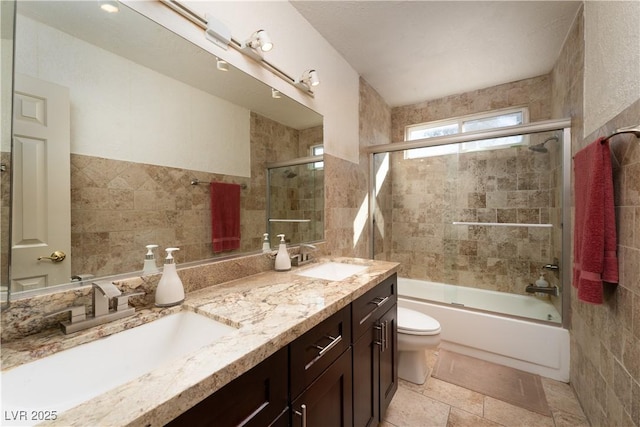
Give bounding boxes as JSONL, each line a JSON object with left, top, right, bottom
{"left": 1, "top": 257, "right": 398, "bottom": 426}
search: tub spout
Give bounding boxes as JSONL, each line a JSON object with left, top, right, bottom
{"left": 525, "top": 284, "right": 559, "bottom": 297}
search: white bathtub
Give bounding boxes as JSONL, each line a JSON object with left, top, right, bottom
{"left": 398, "top": 277, "right": 570, "bottom": 382}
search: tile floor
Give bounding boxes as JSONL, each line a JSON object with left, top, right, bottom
{"left": 381, "top": 351, "right": 590, "bottom": 427}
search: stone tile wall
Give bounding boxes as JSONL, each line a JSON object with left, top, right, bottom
{"left": 382, "top": 76, "right": 557, "bottom": 295}
{"left": 17, "top": 113, "right": 316, "bottom": 288}
{"left": 551, "top": 5, "right": 639, "bottom": 426}
{"left": 569, "top": 100, "right": 640, "bottom": 427}
{"left": 387, "top": 139, "right": 560, "bottom": 295}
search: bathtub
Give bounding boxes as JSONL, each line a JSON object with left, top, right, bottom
{"left": 398, "top": 277, "right": 570, "bottom": 382}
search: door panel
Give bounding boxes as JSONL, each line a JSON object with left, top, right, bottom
{"left": 11, "top": 74, "right": 71, "bottom": 290}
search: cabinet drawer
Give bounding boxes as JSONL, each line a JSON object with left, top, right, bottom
{"left": 290, "top": 306, "right": 352, "bottom": 399}
{"left": 167, "top": 347, "right": 288, "bottom": 427}
{"left": 352, "top": 274, "right": 396, "bottom": 340}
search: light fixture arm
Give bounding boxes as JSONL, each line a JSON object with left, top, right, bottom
{"left": 159, "top": 0, "right": 318, "bottom": 97}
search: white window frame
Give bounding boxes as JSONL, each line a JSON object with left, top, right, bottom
{"left": 404, "top": 106, "right": 529, "bottom": 159}
{"left": 310, "top": 144, "right": 324, "bottom": 170}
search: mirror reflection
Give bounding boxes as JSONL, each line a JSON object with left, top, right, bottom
{"left": 4, "top": 1, "right": 323, "bottom": 298}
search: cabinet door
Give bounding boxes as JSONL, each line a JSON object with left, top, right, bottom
{"left": 291, "top": 348, "right": 353, "bottom": 427}
{"left": 167, "top": 347, "right": 288, "bottom": 427}
{"left": 352, "top": 325, "right": 379, "bottom": 427}
{"left": 379, "top": 305, "right": 398, "bottom": 418}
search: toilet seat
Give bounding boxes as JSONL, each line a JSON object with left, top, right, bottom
{"left": 397, "top": 307, "right": 441, "bottom": 336}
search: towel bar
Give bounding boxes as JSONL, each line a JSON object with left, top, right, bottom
{"left": 190, "top": 178, "right": 247, "bottom": 189}
{"left": 602, "top": 125, "right": 640, "bottom": 143}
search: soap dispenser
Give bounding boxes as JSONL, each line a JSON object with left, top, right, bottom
{"left": 142, "top": 244, "right": 159, "bottom": 275}
{"left": 155, "top": 247, "right": 185, "bottom": 307}
{"left": 262, "top": 233, "right": 271, "bottom": 253}
{"left": 536, "top": 273, "right": 549, "bottom": 287}
{"left": 274, "top": 234, "right": 291, "bottom": 271}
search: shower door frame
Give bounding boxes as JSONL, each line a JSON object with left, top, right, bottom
{"left": 365, "top": 118, "right": 572, "bottom": 329}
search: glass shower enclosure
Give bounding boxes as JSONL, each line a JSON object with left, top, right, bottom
{"left": 369, "top": 119, "right": 571, "bottom": 326}
{"left": 266, "top": 156, "right": 324, "bottom": 247}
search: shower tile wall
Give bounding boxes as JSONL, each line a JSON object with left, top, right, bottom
{"left": 388, "top": 142, "right": 558, "bottom": 295}
{"left": 382, "top": 76, "right": 557, "bottom": 295}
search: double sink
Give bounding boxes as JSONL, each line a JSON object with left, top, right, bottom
{"left": 1, "top": 261, "right": 369, "bottom": 424}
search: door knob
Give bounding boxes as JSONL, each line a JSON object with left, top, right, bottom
{"left": 37, "top": 251, "right": 66, "bottom": 263}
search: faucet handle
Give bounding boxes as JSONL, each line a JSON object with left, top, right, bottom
{"left": 45, "top": 305, "right": 87, "bottom": 324}
{"left": 300, "top": 244, "right": 317, "bottom": 253}
{"left": 114, "top": 291, "right": 145, "bottom": 312}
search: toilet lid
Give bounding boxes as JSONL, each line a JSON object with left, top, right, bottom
{"left": 397, "top": 307, "right": 441, "bottom": 335}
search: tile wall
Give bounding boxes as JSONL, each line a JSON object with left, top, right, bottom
{"left": 5, "top": 113, "right": 320, "bottom": 291}
{"left": 551, "top": 5, "right": 639, "bottom": 426}
{"left": 374, "top": 75, "right": 558, "bottom": 294}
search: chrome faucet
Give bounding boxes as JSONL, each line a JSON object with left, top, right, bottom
{"left": 525, "top": 284, "right": 559, "bottom": 297}
{"left": 45, "top": 282, "right": 145, "bottom": 334}
{"left": 292, "top": 244, "right": 318, "bottom": 266}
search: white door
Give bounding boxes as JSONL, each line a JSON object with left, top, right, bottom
{"left": 11, "top": 73, "right": 71, "bottom": 291}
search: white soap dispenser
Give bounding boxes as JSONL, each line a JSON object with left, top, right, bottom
{"left": 155, "top": 247, "right": 185, "bottom": 307}
{"left": 142, "top": 244, "right": 159, "bottom": 275}
{"left": 274, "top": 234, "right": 291, "bottom": 271}
{"left": 262, "top": 233, "right": 271, "bottom": 253}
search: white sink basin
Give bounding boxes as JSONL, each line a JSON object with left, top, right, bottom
{"left": 296, "top": 262, "right": 369, "bottom": 281}
{"left": 1, "top": 311, "right": 237, "bottom": 423}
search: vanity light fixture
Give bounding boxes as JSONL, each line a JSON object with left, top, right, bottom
{"left": 161, "top": 1, "right": 315, "bottom": 97}
{"left": 271, "top": 88, "right": 282, "bottom": 99}
{"left": 100, "top": 1, "right": 119, "bottom": 13}
{"left": 205, "top": 14, "right": 231, "bottom": 50}
{"left": 295, "top": 69, "right": 320, "bottom": 90}
{"left": 244, "top": 30, "right": 273, "bottom": 53}
{"left": 216, "top": 57, "right": 229, "bottom": 71}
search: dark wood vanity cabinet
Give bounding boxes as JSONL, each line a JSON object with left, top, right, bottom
{"left": 167, "top": 273, "right": 398, "bottom": 427}
{"left": 352, "top": 274, "right": 398, "bottom": 426}
{"left": 166, "top": 346, "right": 289, "bottom": 427}
{"left": 290, "top": 307, "right": 353, "bottom": 427}
{"left": 291, "top": 348, "right": 353, "bottom": 427}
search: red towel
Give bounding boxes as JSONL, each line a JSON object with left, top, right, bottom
{"left": 572, "top": 137, "right": 618, "bottom": 304}
{"left": 210, "top": 182, "right": 241, "bottom": 253}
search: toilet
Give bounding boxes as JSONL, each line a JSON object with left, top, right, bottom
{"left": 397, "top": 306, "right": 441, "bottom": 384}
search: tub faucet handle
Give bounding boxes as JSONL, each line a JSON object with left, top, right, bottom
{"left": 543, "top": 264, "right": 559, "bottom": 271}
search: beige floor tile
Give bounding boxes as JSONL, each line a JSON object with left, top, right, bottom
{"left": 483, "top": 396, "right": 554, "bottom": 427}
{"left": 446, "top": 408, "right": 503, "bottom": 427}
{"left": 379, "top": 421, "right": 398, "bottom": 427}
{"left": 421, "top": 377, "right": 484, "bottom": 416}
{"left": 384, "top": 386, "right": 451, "bottom": 427}
{"left": 551, "top": 408, "right": 590, "bottom": 427}
{"left": 540, "top": 377, "right": 586, "bottom": 417}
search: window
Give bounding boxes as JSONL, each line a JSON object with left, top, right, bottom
{"left": 310, "top": 144, "right": 324, "bottom": 169}
{"left": 404, "top": 107, "right": 529, "bottom": 159}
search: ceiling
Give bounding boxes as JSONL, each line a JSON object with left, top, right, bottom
{"left": 291, "top": 1, "right": 582, "bottom": 107}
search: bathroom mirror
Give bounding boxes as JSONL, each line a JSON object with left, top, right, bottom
{"left": 3, "top": 0, "right": 323, "bottom": 299}
{"left": 1, "top": 0, "right": 16, "bottom": 306}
